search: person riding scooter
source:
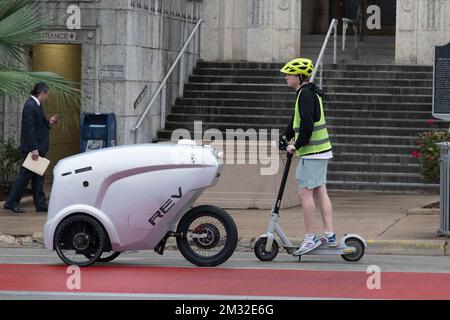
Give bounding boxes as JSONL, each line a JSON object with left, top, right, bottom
{"left": 279, "top": 58, "right": 336, "bottom": 256}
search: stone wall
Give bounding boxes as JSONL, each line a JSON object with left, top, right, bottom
{"left": 396, "top": 0, "right": 450, "bottom": 65}
{"left": 201, "top": 0, "right": 301, "bottom": 62}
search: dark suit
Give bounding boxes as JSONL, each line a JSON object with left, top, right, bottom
{"left": 5, "top": 97, "right": 51, "bottom": 210}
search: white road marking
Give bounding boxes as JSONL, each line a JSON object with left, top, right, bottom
{"left": 0, "top": 290, "right": 344, "bottom": 300}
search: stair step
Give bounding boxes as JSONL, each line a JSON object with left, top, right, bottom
{"left": 327, "top": 171, "right": 421, "bottom": 184}
{"left": 334, "top": 152, "right": 418, "bottom": 165}
{"left": 188, "top": 75, "right": 432, "bottom": 85}
{"left": 184, "top": 83, "right": 432, "bottom": 95}
{"left": 193, "top": 68, "right": 433, "bottom": 79}
{"left": 328, "top": 161, "right": 419, "bottom": 173}
{"left": 162, "top": 122, "right": 420, "bottom": 145}
{"left": 156, "top": 132, "right": 418, "bottom": 155}
{"left": 326, "top": 181, "right": 438, "bottom": 193}
{"left": 176, "top": 98, "right": 433, "bottom": 112}
{"left": 189, "top": 75, "right": 433, "bottom": 85}
{"left": 166, "top": 113, "right": 441, "bottom": 129}
{"left": 171, "top": 106, "right": 433, "bottom": 120}
{"left": 182, "top": 90, "right": 432, "bottom": 103}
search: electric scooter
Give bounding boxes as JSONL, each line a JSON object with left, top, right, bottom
{"left": 254, "top": 136, "right": 366, "bottom": 262}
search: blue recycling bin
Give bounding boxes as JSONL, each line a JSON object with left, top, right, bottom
{"left": 80, "top": 113, "right": 116, "bottom": 152}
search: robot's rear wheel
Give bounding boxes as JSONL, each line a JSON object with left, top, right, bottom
{"left": 84, "top": 251, "right": 122, "bottom": 263}
{"left": 176, "top": 205, "right": 238, "bottom": 267}
{"left": 54, "top": 214, "right": 105, "bottom": 267}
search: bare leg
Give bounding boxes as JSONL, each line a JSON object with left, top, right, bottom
{"left": 298, "top": 187, "right": 316, "bottom": 235}
{"left": 313, "top": 185, "right": 334, "bottom": 234}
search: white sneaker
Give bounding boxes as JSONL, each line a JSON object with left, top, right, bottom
{"left": 293, "top": 237, "right": 321, "bottom": 256}
{"left": 319, "top": 233, "right": 338, "bottom": 247}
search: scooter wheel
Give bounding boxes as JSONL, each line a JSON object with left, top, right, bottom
{"left": 54, "top": 214, "right": 105, "bottom": 267}
{"left": 254, "top": 237, "right": 279, "bottom": 261}
{"left": 341, "top": 237, "right": 365, "bottom": 262}
{"left": 84, "top": 251, "right": 121, "bottom": 263}
{"left": 176, "top": 205, "right": 238, "bottom": 267}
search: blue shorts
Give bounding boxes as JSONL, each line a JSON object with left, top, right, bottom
{"left": 295, "top": 158, "right": 329, "bottom": 189}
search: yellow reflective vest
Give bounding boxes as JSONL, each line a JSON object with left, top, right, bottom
{"left": 293, "top": 89, "right": 332, "bottom": 157}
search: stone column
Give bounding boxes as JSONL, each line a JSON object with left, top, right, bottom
{"left": 201, "top": 0, "right": 301, "bottom": 62}
{"left": 396, "top": 0, "right": 450, "bottom": 65}
{"left": 201, "top": 0, "right": 248, "bottom": 61}
{"left": 248, "top": 0, "right": 301, "bottom": 62}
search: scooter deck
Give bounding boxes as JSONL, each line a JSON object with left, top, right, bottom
{"left": 283, "top": 245, "right": 356, "bottom": 256}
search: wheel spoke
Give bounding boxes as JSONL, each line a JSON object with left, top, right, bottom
{"left": 186, "top": 215, "right": 228, "bottom": 258}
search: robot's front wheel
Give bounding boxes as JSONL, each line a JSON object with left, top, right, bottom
{"left": 54, "top": 214, "right": 106, "bottom": 267}
{"left": 176, "top": 205, "right": 238, "bottom": 267}
{"left": 254, "top": 237, "right": 279, "bottom": 261}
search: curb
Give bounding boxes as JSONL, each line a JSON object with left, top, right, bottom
{"left": 1, "top": 233, "right": 448, "bottom": 257}
{"left": 239, "top": 237, "right": 449, "bottom": 256}
{"left": 366, "top": 239, "right": 448, "bottom": 256}
{"left": 0, "top": 232, "right": 42, "bottom": 247}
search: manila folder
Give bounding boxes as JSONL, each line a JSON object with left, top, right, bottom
{"left": 22, "top": 152, "right": 50, "bottom": 176}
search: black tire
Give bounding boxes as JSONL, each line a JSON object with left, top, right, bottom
{"left": 341, "top": 237, "right": 365, "bottom": 262}
{"left": 54, "top": 214, "right": 105, "bottom": 267}
{"left": 176, "top": 205, "right": 238, "bottom": 267}
{"left": 254, "top": 237, "right": 279, "bottom": 261}
{"left": 84, "top": 251, "right": 122, "bottom": 263}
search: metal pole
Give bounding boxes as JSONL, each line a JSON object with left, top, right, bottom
{"left": 438, "top": 142, "right": 450, "bottom": 237}
{"left": 161, "top": 83, "right": 167, "bottom": 130}
{"left": 319, "top": 61, "right": 323, "bottom": 89}
{"left": 342, "top": 20, "right": 347, "bottom": 51}
{"left": 311, "top": 18, "right": 337, "bottom": 83}
{"left": 333, "top": 22, "right": 337, "bottom": 64}
{"left": 179, "top": 53, "right": 186, "bottom": 97}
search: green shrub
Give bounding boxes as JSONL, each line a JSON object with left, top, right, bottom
{"left": 413, "top": 120, "right": 450, "bottom": 183}
{"left": 0, "top": 139, "right": 22, "bottom": 194}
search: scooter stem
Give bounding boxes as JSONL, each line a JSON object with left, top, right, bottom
{"left": 273, "top": 152, "right": 293, "bottom": 214}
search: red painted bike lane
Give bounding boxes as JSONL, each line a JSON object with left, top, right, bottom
{"left": 0, "top": 264, "right": 449, "bottom": 299}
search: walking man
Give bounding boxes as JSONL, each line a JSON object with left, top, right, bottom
{"left": 4, "top": 82, "right": 58, "bottom": 213}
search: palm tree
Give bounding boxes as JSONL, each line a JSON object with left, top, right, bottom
{"left": 0, "top": 0, "right": 79, "bottom": 99}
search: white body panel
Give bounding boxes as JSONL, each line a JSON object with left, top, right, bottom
{"left": 44, "top": 142, "right": 222, "bottom": 251}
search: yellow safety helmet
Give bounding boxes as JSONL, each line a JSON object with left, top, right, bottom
{"left": 280, "top": 58, "right": 314, "bottom": 78}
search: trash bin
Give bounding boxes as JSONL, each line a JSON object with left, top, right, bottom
{"left": 80, "top": 113, "right": 116, "bottom": 152}
{"left": 437, "top": 142, "right": 450, "bottom": 237}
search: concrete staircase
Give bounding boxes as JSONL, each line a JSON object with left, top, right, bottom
{"left": 157, "top": 61, "right": 441, "bottom": 193}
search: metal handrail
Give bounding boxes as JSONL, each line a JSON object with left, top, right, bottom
{"left": 132, "top": 18, "right": 202, "bottom": 143}
{"left": 342, "top": 2, "right": 362, "bottom": 58}
{"left": 310, "top": 18, "right": 338, "bottom": 89}
{"left": 342, "top": 18, "right": 359, "bottom": 59}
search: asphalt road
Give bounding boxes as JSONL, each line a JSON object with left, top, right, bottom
{"left": 0, "top": 247, "right": 449, "bottom": 300}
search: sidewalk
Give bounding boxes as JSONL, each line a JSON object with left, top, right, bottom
{"left": 0, "top": 191, "right": 447, "bottom": 256}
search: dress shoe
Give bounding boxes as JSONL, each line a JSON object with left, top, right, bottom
{"left": 3, "top": 203, "right": 26, "bottom": 213}
{"left": 36, "top": 207, "right": 48, "bottom": 212}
